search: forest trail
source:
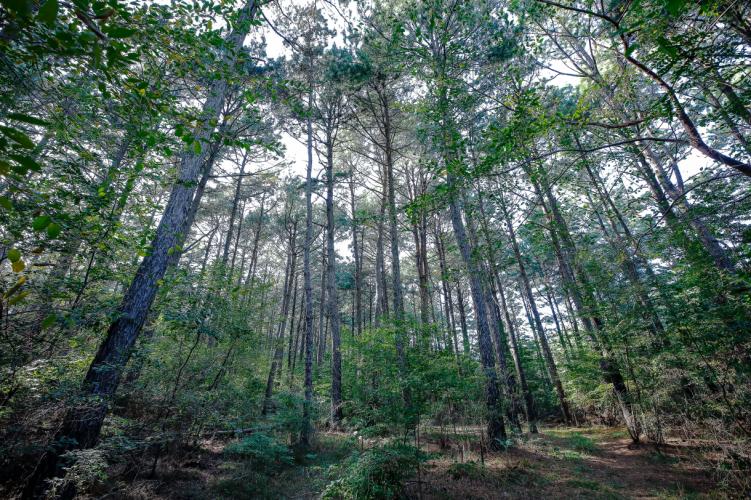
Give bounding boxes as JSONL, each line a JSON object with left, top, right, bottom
{"left": 122, "top": 426, "right": 716, "bottom": 499}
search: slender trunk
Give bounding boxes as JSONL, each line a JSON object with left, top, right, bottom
{"left": 262, "top": 225, "right": 297, "bottom": 415}
{"left": 496, "top": 274, "right": 538, "bottom": 433}
{"left": 300, "top": 89, "right": 315, "bottom": 447}
{"left": 455, "top": 281, "right": 470, "bottom": 355}
{"left": 317, "top": 243, "right": 327, "bottom": 366}
{"left": 501, "top": 197, "right": 571, "bottom": 425}
{"left": 349, "top": 165, "right": 363, "bottom": 337}
{"left": 325, "top": 136, "right": 342, "bottom": 426}
{"left": 222, "top": 151, "right": 247, "bottom": 267}
{"left": 374, "top": 170, "right": 388, "bottom": 323}
{"left": 640, "top": 145, "right": 735, "bottom": 271}
{"left": 435, "top": 224, "right": 459, "bottom": 361}
{"left": 447, "top": 185, "right": 506, "bottom": 447}
{"left": 531, "top": 171, "right": 641, "bottom": 441}
{"left": 619, "top": 35, "right": 751, "bottom": 176}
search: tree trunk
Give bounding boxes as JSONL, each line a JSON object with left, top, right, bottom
{"left": 325, "top": 136, "right": 342, "bottom": 426}
{"left": 374, "top": 167, "right": 389, "bottom": 323}
{"left": 455, "top": 281, "right": 470, "bottom": 355}
{"left": 300, "top": 89, "right": 315, "bottom": 447}
{"left": 495, "top": 273, "right": 538, "bottom": 433}
{"left": 530, "top": 171, "right": 641, "bottom": 442}
{"left": 501, "top": 196, "right": 572, "bottom": 425}
{"left": 221, "top": 151, "right": 248, "bottom": 267}
{"left": 349, "top": 164, "right": 363, "bottom": 337}
{"left": 262, "top": 221, "right": 297, "bottom": 415}
{"left": 23, "top": 3, "right": 259, "bottom": 495}
{"left": 447, "top": 185, "right": 507, "bottom": 448}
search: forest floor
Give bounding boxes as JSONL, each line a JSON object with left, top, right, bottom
{"left": 119, "top": 426, "right": 722, "bottom": 499}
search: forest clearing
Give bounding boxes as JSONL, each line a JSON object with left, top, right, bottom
{"left": 1, "top": 0, "right": 750, "bottom": 498}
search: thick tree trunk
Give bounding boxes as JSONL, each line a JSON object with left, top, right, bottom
{"left": 23, "top": 3, "right": 259, "bottom": 495}
{"left": 165, "top": 122, "right": 227, "bottom": 271}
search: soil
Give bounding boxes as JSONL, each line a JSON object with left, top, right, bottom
{"left": 108, "top": 426, "right": 722, "bottom": 499}
{"left": 406, "top": 427, "right": 718, "bottom": 499}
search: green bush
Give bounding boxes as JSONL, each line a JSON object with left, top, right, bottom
{"left": 323, "top": 442, "right": 425, "bottom": 499}
{"left": 48, "top": 449, "right": 109, "bottom": 497}
{"left": 223, "top": 432, "right": 293, "bottom": 473}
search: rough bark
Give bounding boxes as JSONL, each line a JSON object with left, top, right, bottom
{"left": 300, "top": 89, "right": 315, "bottom": 447}
{"left": 324, "top": 134, "right": 342, "bottom": 426}
{"left": 23, "top": 3, "right": 259, "bottom": 494}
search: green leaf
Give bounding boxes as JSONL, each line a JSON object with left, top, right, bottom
{"left": 37, "top": 0, "right": 58, "bottom": 26}
{"left": 9, "top": 154, "right": 41, "bottom": 172}
{"left": 0, "top": 126, "right": 35, "bottom": 149}
{"left": 0, "top": 196, "right": 12, "bottom": 209}
{"left": 665, "top": 0, "right": 687, "bottom": 16}
{"left": 8, "top": 290, "right": 29, "bottom": 305}
{"left": 12, "top": 259, "right": 25, "bottom": 272}
{"left": 106, "top": 26, "right": 137, "bottom": 38}
{"left": 193, "top": 140, "right": 202, "bottom": 154}
{"left": 32, "top": 215, "right": 51, "bottom": 231}
{"left": 41, "top": 313, "right": 57, "bottom": 329}
{"left": 7, "top": 248, "right": 21, "bottom": 263}
{"left": 46, "top": 222, "right": 61, "bottom": 238}
{"left": 0, "top": 0, "right": 33, "bottom": 16}
{"left": 6, "top": 113, "right": 49, "bottom": 126}
{"left": 4, "top": 275, "right": 26, "bottom": 297}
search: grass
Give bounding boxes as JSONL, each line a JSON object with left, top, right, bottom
{"left": 566, "top": 432, "right": 599, "bottom": 453}
{"left": 649, "top": 451, "right": 680, "bottom": 465}
{"left": 567, "top": 478, "right": 601, "bottom": 490}
{"left": 656, "top": 484, "right": 703, "bottom": 500}
{"left": 553, "top": 448, "right": 586, "bottom": 461}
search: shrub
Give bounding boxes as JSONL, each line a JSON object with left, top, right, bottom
{"left": 48, "top": 449, "right": 108, "bottom": 497}
{"left": 323, "top": 442, "right": 425, "bottom": 499}
{"left": 223, "top": 432, "right": 293, "bottom": 473}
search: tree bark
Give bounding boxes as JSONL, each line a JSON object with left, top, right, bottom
{"left": 300, "top": 89, "right": 315, "bottom": 447}
{"left": 23, "top": 3, "right": 259, "bottom": 495}
{"left": 324, "top": 134, "right": 342, "bottom": 426}
{"left": 447, "top": 184, "right": 507, "bottom": 447}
